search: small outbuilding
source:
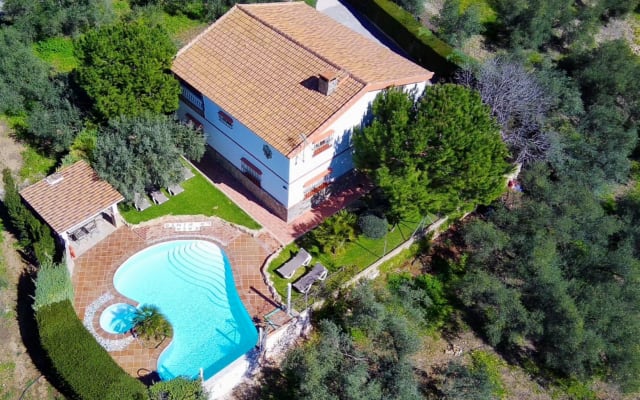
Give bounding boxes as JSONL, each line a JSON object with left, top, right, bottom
{"left": 19, "top": 160, "right": 124, "bottom": 269}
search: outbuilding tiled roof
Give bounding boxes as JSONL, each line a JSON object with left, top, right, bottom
{"left": 172, "top": 2, "right": 433, "bottom": 156}
{"left": 19, "top": 161, "right": 124, "bottom": 234}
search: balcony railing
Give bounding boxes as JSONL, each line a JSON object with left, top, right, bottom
{"left": 181, "top": 86, "right": 204, "bottom": 111}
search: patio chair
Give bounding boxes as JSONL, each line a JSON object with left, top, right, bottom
{"left": 182, "top": 167, "right": 195, "bottom": 181}
{"left": 134, "top": 193, "right": 152, "bottom": 211}
{"left": 149, "top": 190, "right": 169, "bottom": 205}
{"left": 276, "top": 248, "right": 312, "bottom": 279}
{"left": 82, "top": 219, "right": 97, "bottom": 234}
{"left": 70, "top": 227, "right": 87, "bottom": 241}
{"left": 167, "top": 183, "right": 184, "bottom": 196}
{"left": 293, "top": 263, "right": 328, "bottom": 294}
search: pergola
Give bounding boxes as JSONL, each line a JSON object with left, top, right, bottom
{"left": 19, "top": 160, "right": 124, "bottom": 271}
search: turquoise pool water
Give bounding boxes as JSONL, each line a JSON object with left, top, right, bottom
{"left": 100, "top": 303, "right": 137, "bottom": 334}
{"left": 113, "top": 240, "right": 258, "bottom": 380}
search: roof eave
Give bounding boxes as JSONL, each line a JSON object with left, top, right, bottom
{"left": 286, "top": 86, "right": 370, "bottom": 158}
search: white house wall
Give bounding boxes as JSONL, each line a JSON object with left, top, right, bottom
{"left": 178, "top": 98, "right": 291, "bottom": 206}
{"left": 286, "top": 81, "right": 427, "bottom": 207}
{"left": 178, "top": 80, "right": 427, "bottom": 213}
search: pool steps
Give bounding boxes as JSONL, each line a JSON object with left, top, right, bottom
{"left": 166, "top": 242, "right": 230, "bottom": 311}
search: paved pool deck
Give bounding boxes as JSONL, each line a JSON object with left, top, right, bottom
{"left": 72, "top": 215, "right": 284, "bottom": 378}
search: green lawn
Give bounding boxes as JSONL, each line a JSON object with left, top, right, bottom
{"left": 268, "top": 216, "right": 434, "bottom": 300}
{"left": 19, "top": 147, "right": 57, "bottom": 183}
{"left": 459, "top": 0, "right": 497, "bottom": 24}
{"left": 120, "top": 167, "right": 261, "bottom": 229}
{"left": 33, "top": 37, "right": 78, "bottom": 73}
{"left": 135, "top": 7, "right": 208, "bottom": 47}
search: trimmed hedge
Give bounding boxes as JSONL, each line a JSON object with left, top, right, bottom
{"left": 37, "top": 300, "right": 147, "bottom": 400}
{"left": 344, "top": 0, "right": 460, "bottom": 78}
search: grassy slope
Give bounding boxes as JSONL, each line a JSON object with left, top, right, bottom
{"left": 120, "top": 167, "right": 261, "bottom": 229}
{"left": 19, "top": 147, "right": 56, "bottom": 183}
{"left": 32, "top": 37, "right": 77, "bottom": 73}
{"left": 267, "top": 217, "right": 431, "bottom": 299}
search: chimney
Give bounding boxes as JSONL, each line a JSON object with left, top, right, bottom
{"left": 318, "top": 71, "right": 338, "bottom": 96}
{"left": 45, "top": 173, "right": 64, "bottom": 185}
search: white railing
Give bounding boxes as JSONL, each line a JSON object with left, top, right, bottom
{"left": 181, "top": 86, "right": 203, "bottom": 110}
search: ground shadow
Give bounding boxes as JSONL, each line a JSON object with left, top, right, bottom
{"left": 250, "top": 286, "right": 280, "bottom": 309}
{"left": 137, "top": 368, "right": 160, "bottom": 386}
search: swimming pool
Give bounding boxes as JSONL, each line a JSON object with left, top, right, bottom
{"left": 100, "top": 303, "right": 137, "bottom": 334}
{"left": 113, "top": 240, "right": 258, "bottom": 380}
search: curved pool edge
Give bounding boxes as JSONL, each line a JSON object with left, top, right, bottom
{"left": 99, "top": 302, "right": 138, "bottom": 335}
{"left": 112, "top": 239, "right": 259, "bottom": 381}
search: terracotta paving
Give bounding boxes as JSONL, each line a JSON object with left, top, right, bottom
{"left": 72, "top": 216, "right": 282, "bottom": 378}
{"left": 71, "top": 152, "right": 369, "bottom": 379}
{"left": 193, "top": 150, "right": 372, "bottom": 245}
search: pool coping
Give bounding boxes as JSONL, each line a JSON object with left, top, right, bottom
{"left": 71, "top": 215, "right": 284, "bottom": 380}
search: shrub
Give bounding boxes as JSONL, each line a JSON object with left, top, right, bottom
{"left": 33, "top": 258, "right": 73, "bottom": 311}
{"left": 36, "top": 300, "right": 147, "bottom": 399}
{"left": 1, "top": 168, "right": 57, "bottom": 264}
{"left": 358, "top": 213, "right": 388, "bottom": 238}
{"left": 470, "top": 350, "right": 507, "bottom": 399}
{"left": 388, "top": 273, "right": 453, "bottom": 330}
{"left": 309, "top": 210, "right": 357, "bottom": 255}
{"left": 149, "top": 377, "right": 206, "bottom": 400}
{"left": 133, "top": 304, "right": 173, "bottom": 342}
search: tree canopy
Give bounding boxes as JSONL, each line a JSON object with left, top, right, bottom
{"left": 75, "top": 20, "right": 180, "bottom": 121}
{"left": 0, "top": 28, "right": 56, "bottom": 116}
{"left": 458, "top": 164, "right": 640, "bottom": 390}
{"left": 354, "top": 84, "right": 510, "bottom": 221}
{"left": 279, "top": 284, "right": 421, "bottom": 399}
{"left": 567, "top": 40, "right": 640, "bottom": 121}
{"left": 491, "top": 0, "right": 574, "bottom": 49}
{"left": 457, "top": 58, "right": 558, "bottom": 164}
{"left": 433, "top": 0, "right": 483, "bottom": 48}
{"left": 2, "top": 0, "right": 114, "bottom": 41}
{"left": 93, "top": 114, "right": 205, "bottom": 201}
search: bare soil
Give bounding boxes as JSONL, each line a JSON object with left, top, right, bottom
{"left": 0, "top": 233, "right": 61, "bottom": 400}
{"left": 0, "top": 122, "right": 60, "bottom": 399}
{"left": 0, "top": 119, "right": 25, "bottom": 196}
{"left": 596, "top": 15, "right": 640, "bottom": 55}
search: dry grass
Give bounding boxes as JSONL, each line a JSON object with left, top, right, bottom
{"left": 595, "top": 15, "right": 640, "bottom": 55}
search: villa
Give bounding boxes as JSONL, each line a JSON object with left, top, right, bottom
{"left": 172, "top": 2, "right": 433, "bottom": 222}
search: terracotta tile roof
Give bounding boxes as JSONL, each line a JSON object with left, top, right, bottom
{"left": 240, "top": 3, "right": 432, "bottom": 87}
{"left": 172, "top": 2, "right": 432, "bottom": 156}
{"left": 19, "top": 161, "right": 124, "bottom": 234}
